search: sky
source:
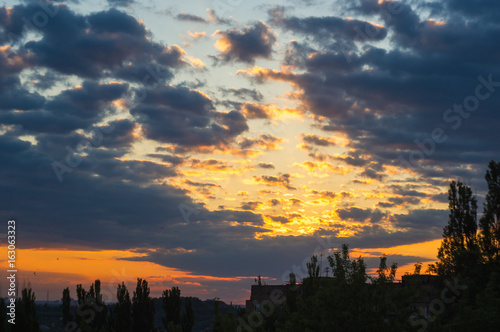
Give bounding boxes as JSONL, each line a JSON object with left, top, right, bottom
{"left": 0, "top": 0, "right": 499, "bottom": 305}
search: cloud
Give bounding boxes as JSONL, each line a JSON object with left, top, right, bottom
{"left": 2, "top": 5, "right": 186, "bottom": 81}
{"left": 269, "top": 6, "right": 387, "bottom": 45}
{"left": 214, "top": 21, "right": 276, "bottom": 64}
{"left": 176, "top": 13, "right": 208, "bottom": 23}
{"left": 309, "top": 189, "right": 337, "bottom": 200}
{"left": 131, "top": 85, "right": 248, "bottom": 147}
{"left": 147, "top": 153, "right": 185, "bottom": 166}
{"left": 238, "top": 134, "right": 283, "bottom": 150}
{"left": 107, "top": 0, "right": 134, "bottom": 7}
{"left": 268, "top": 215, "right": 291, "bottom": 224}
{"left": 359, "top": 167, "right": 386, "bottom": 181}
{"left": 252, "top": 173, "right": 296, "bottom": 190}
{"left": 240, "top": 201, "right": 263, "bottom": 210}
{"left": 258, "top": 162, "right": 275, "bottom": 169}
{"left": 0, "top": 81, "right": 128, "bottom": 135}
{"left": 236, "top": 2, "right": 499, "bottom": 182}
{"left": 336, "top": 207, "right": 386, "bottom": 223}
{"left": 302, "top": 134, "right": 336, "bottom": 147}
{"left": 392, "top": 209, "right": 448, "bottom": 230}
{"left": 219, "top": 88, "right": 263, "bottom": 102}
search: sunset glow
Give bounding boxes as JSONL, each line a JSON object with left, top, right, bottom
{"left": 1, "top": 0, "right": 499, "bottom": 311}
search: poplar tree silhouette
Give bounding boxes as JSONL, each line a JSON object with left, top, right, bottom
{"left": 14, "top": 287, "right": 40, "bottom": 332}
{"left": 434, "top": 181, "right": 479, "bottom": 279}
{"left": 181, "top": 297, "right": 195, "bottom": 332}
{"left": 115, "top": 282, "right": 132, "bottom": 332}
{"left": 479, "top": 160, "right": 500, "bottom": 262}
{"left": 132, "top": 278, "right": 154, "bottom": 332}
{"left": 61, "top": 287, "right": 72, "bottom": 325}
{"left": 162, "top": 286, "right": 181, "bottom": 326}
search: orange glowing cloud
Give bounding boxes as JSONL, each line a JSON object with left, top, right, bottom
{"left": 294, "top": 161, "right": 352, "bottom": 176}
{"left": 240, "top": 102, "right": 304, "bottom": 120}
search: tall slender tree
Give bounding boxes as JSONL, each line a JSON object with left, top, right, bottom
{"left": 434, "top": 181, "right": 479, "bottom": 278}
{"left": 181, "top": 297, "right": 195, "bottom": 332}
{"left": 14, "top": 287, "right": 40, "bottom": 332}
{"left": 479, "top": 160, "right": 500, "bottom": 262}
{"left": 132, "top": 278, "right": 154, "bottom": 332}
{"left": 115, "top": 282, "right": 132, "bottom": 332}
{"left": 62, "top": 287, "right": 72, "bottom": 326}
{"left": 306, "top": 255, "right": 320, "bottom": 278}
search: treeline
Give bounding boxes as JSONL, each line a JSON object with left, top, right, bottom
{"left": 0, "top": 278, "right": 197, "bottom": 332}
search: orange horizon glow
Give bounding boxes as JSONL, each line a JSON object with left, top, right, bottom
{"left": 0, "top": 238, "right": 441, "bottom": 304}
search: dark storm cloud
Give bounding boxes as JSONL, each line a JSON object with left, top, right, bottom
{"left": 85, "top": 158, "right": 178, "bottom": 183}
{"left": 444, "top": 0, "right": 500, "bottom": 22}
{"left": 269, "top": 6, "right": 387, "bottom": 44}
{"left": 97, "top": 119, "right": 137, "bottom": 149}
{"left": 46, "top": 81, "right": 128, "bottom": 119}
{"left": 0, "top": 45, "right": 44, "bottom": 110}
{"left": 388, "top": 184, "right": 427, "bottom": 197}
{"left": 131, "top": 85, "right": 248, "bottom": 147}
{"left": 254, "top": 1, "right": 500, "bottom": 179}
{"left": 0, "top": 81, "right": 128, "bottom": 134}
{"left": 123, "top": 234, "right": 336, "bottom": 278}
{"left": 430, "top": 192, "right": 448, "bottom": 203}
{"left": 0, "top": 83, "right": 45, "bottom": 111}
{"left": 124, "top": 228, "right": 433, "bottom": 278}
{"left": 336, "top": 207, "right": 386, "bottom": 223}
{"left": 215, "top": 21, "right": 276, "bottom": 64}
{"left": 392, "top": 209, "right": 448, "bottom": 230}
{"left": 1, "top": 4, "right": 185, "bottom": 80}
{"left": 387, "top": 196, "right": 421, "bottom": 206}
{"left": 146, "top": 153, "right": 185, "bottom": 166}
{"left": 0, "top": 133, "right": 192, "bottom": 246}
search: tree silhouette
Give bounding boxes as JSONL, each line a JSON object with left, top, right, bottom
{"left": 62, "top": 287, "right": 72, "bottom": 325}
{"left": 132, "top": 278, "right": 154, "bottom": 332}
{"left": 306, "top": 255, "right": 320, "bottom": 278}
{"left": 115, "top": 282, "right": 132, "bottom": 332}
{"left": 162, "top": 286, "right": 181, "bottom": 327}
{"left": 14, "top": 287, "right": 40, "bottom": 332}
{"left": 75, "top": 280, "right": 107, "bottom": 331}
{"left": 181, "top": 297, "right": 195, "bottom": 332}
{"left": 286, "top": 272, "right": 298, "bottom": 313}
{"left": 375, "top": 254, "right": 397, "bottom": 284}
{"left": 212, "top": 298, "right": 223, "bottom": 332}
{"left": 479, "top": 160, "right": 500, "bottom": 262}
{"left": 0, "top": 297, "right": 7, "bottom": 331}
{"left": 433, "top": 181, "right": 479, "bottom": 279}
